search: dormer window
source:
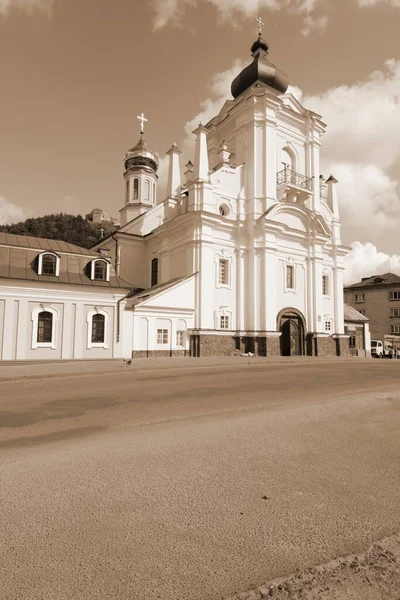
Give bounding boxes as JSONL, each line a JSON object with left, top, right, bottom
{"left": 37, "top": 252, "right": 60, "bottom": 276}
{"left": 90, "top": 259, "right": 110, "bottom": 282}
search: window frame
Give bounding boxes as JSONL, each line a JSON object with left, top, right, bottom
{"left": 220, "top": 315, "right": 230, "bottom": 330}
{"left": 390, "top": 325, "right": 400, "bottom": 334}
{"left": 176, "top": 330, "right": 185, "bottom": 347}
{"left": 354, "top": 293, "right": 365, "bottom": 303}
{"left": 144, "top": 178, "right": 150, "bottom": 202}
{"left": 151, "top": 257, "right": 159, "bottom": 287}
{"left": 86, "top": 308, "right": 110, "bottom": 349}
{"left": 90, "top": 259, "right": 110, "bottom": 282}
{"left": 157, "top": 328, "right": 169, "bottom": 345}
{"left": 37, "top": 252, "right": 60, "bottom": 277}
{"left": 133, "top": 178, "right": 139, "bottom": 200}
{"left": 285, "top": 263, "right": 296, "bottom": 292}
{"left": 322, "top": 274, "right": 330, "bottom": 297}
{"left": 31, "top": 305, "right": 59, "bottom": 349}
{"left": 389, "top": 291, "right": 400, "bottom": 301}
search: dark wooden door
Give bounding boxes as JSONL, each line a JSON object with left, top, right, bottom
{"left": 281, "top": 316, "right": 303, "bottom": 356}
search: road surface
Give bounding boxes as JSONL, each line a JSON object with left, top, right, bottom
{"left": 1, "top": 358, "right": 400, "bottom": 599}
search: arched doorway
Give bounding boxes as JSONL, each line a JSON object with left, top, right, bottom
{"left": 277, "top": 309, "right": 306, "bottom": 356}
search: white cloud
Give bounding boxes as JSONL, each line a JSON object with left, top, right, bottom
{"left": 358, "top": 0, "right": 400, "bottom": 6}
{"left": 301, "top": 14, "right": 328, "bottom": 35}
{"left": 152, "top": 0, "right": 323, "bottom": 30}
{"left": 0, "top": 0, "right": 53, "bottom": 15}
{"left": 298, "top": 59, "right": 400, "bottom": 252}
{"left": 0, "top": 196, "right": 26, "bottom": 225}
{"left": 344, "top": 241, "right": 400, "bottom": 285}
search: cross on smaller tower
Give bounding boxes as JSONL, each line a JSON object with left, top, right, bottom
{"left": 256, "top": 16, "right": 264, "bottom": 37}
{"left": 137, "top": 112, "right": 148, "bottom": 135}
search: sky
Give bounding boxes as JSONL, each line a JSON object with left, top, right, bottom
{"left": 0, "top": 0, "right": 400, "bottom": 283}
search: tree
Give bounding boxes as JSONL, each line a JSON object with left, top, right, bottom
{"left": 0, "top": 213, "right": 118, "bottom": 249}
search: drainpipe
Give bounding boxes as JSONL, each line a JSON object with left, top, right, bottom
{"left": 111, "top": 232, "right": 121, "bottom": 276}
{"left": 117, "top": 291, "right": 131, "bottom": 343}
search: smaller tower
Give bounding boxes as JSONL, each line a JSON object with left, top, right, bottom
{"left": 120, "top": 114, "right": 159, "bottom": 226}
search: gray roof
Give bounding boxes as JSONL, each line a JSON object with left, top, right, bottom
{"left": 0, "top": 232, "right": 132, "bottom": 289}
{"left": 345, "top": 272, "right": 400, "bottom": 289}
{"left": 0, "top": 232, "right": 100, "bottom": 256}
{"left": 128, "top": 276, "right": 190, "bottom": 306}
{"left": 344, "top": 303, "right": 369, "bottom": 322}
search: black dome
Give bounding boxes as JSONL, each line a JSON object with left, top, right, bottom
{"left": 231, "top": 37, "right": 289, "bottom": 99}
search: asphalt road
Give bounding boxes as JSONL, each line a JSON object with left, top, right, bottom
{"left": 1, "top": 359, "right": 400, "bottom": 600}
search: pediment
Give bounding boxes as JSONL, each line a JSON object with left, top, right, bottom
{"left": 207, "top": 98, "right": 237, "bottom": 127}
{"left": 280, "top": 93, "right": 309, "bottom": 116}
{"left": 264, "top": 203, "right": 331, "bottom": 237}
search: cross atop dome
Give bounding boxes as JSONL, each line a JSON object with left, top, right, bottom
{"left": 256, "top": 16, "right": 264, "bottom": 37}
{"left": 137, "top": 112, "right": 148, "bottom": 135}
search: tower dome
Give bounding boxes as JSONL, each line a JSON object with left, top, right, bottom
{"left": 231, "top": 34, "right": 289, "bottom": 99}
{"left": 124, "top": 136, "right": 159, "bottom": 174}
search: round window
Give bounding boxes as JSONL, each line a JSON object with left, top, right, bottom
{"left": 219, "top": 205, "right": 229, "bottom": 217}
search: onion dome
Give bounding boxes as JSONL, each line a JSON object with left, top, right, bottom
{"left": 231, "top": 35, "right": 289, "bottom": 99}
{"left": 124, "top": 136, "right": 159, "bottom": 173}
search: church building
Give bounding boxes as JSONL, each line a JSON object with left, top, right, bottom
{"left": 0, "top": 30, "right": 350, "bottom": 360}
{"left": 94, "top": 30, "right": 350, "bottom": 358}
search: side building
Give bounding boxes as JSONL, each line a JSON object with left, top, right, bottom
{"left": 0, "top": 232, "right": 132, "bottom": 360}
{"left": 344, "top": 273, "right": 400, "bottom": 351}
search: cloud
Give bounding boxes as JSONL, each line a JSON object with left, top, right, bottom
{"left": 0, "top": 196, "right": 26, "bottom": 225}
{"left": 298, "top": 59, "right": 400, "bottom": 249}
{"left": 301, "top": 14, "right": 328, "bottom": 35}
{"left": 358, "top": 0, "right": 400, "bottom": 6}
{"left": 152, "top": 0, "right": 324, "bottom": 30}
{"left": 0, "top": 0, "right": 54, "bottom": 15}
{"left": 344, "top": 241, "right": 400, "bottom": 285}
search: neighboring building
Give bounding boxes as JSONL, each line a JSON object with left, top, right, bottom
{"left": 0, "top": 30, "right": 352, "bottom": 361}
{"left": 343, "top": 303, "right": 371, "bottom": 357}
{"left": 344, "top": 273, "right": 400, "bottom": 351}
{"left": 0, "top": 233, "right": 132, "bottom": 360}
{"left": 86, "top": 208, "right": 120, "bottom": 227}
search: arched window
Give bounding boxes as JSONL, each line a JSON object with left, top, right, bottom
{"left": 38, "top": 252, "right": 60, "bottom": 276}
{"left": 90, "top": 259, "right": 110, "bottom": 281}
{"left": 31, "top": 305, "right": 59, "bottom": 349}
{"left": 37, "top": 311, "right": 53, "bottom": 343}
{"left": 144, "top": 179, "right": 150, "bottom": 202}
{"left": 86, "top": 309, "right": 110, "bottom": 349}
{"left": 91, "top": 314, "right": 105, "bottom": 344}
{"left": 133, "top": 178, "right": 139, "bottom": 200}
{"left": 153, "top": 182, "right": 156, "bottom": 204}
{"left": 126, "top": 179, "right": 130, "bottom": 204}
{"left": 151, "top": 257, "right": 158, "bottom": 286}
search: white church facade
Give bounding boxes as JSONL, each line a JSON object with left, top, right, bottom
{"left": 0, "top": 32, "right": 351, "bottom": 360}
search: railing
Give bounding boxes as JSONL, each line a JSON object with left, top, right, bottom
{"left": 276, "top": 167, "right": 313, "bottom": 191}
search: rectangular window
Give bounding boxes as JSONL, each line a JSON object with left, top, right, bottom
{"left": 390, "top": 325, "right": 400, "bottom": 334}
{"left": 286, "top": 265, "right": 294, "bottom": 290}
{"left": 176, "top": 330, "right": 185, "bottom": 346}
{"left": 220, "top": 315, "right": 230, "bottom": 329}
{"left": 322, "top": 275, "right": 329, "bottom": 296}
{"left": 218, "top": 259, "right": 229, "bottom": 285}
{"left": 354, "top": 293, "right": 365, "bottom": 303}
{"left": 389, "top": 291, "right": 400, "bottom": 301}
{"left": 151, "top": 258, "right": 158, "bottom": 287}
{"left": 390, "top": 308, "right": 400, "bottom": 317}
{"left": 324, "top": 320, "right": 332, "bottom": 332}
{"left": 157, "top": 329, "right": 168, "bottom": 344}
{"left": 358, "top": 309, "right": 366, "bottom": 316}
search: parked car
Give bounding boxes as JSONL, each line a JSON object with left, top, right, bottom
{"left": 371, "top": 340, "right": 385, "bottom": 358}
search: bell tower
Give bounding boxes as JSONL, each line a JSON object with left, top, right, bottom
{"left": 120, "top": 113, "right": 159, "bottom": 226}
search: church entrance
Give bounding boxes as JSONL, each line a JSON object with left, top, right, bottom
{"left": 278, "top": 310, "right": 305, "bottom": 356}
